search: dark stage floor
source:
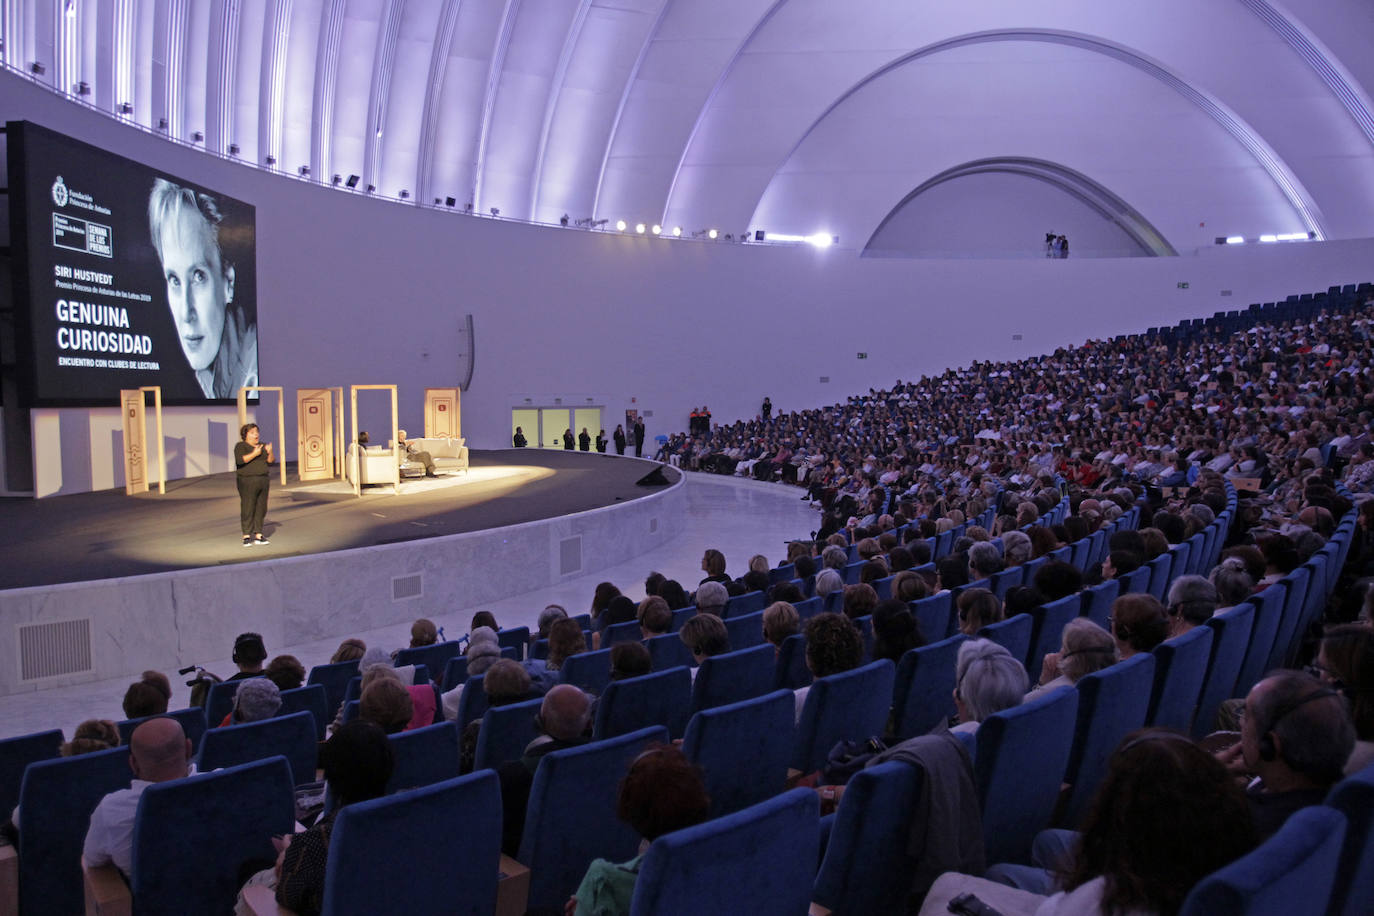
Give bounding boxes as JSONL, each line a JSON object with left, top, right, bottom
{"left": 0, "top": 450, "right": 677, "bottom": 589}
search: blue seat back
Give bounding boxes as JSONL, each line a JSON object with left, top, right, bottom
{"left": 978, "top": 614, "right": 1033, "bottom": 669}
{"left": 497, "top": 626, "right": 530, "bottom": 661}
{"left": 725, "top": 590, "right": 768, "bottom": 618}
{"left": 647, "top": 632, "right": 695, "bottom": 671}
{"left": 18, "top": 745, "right": 132, "bottom": 916}
{"left": 768, "top": 564, "right": 795, "bottom": 584}
{"left": 723, "top": 611, "right": 766, "bottom": 650}
{"left": 387, "top": 720, "right": 461, "bottom": 793}
{"left": 560, "top": 648, "right": 614, "bottom": 694}
{"left": 912, "top": 592, "right": 954, "bottom": 641}
{"left": 519, "top": 726, "right": 670, "bottom": 911}
{"left": 1268, "top": 566, "right": 1311, "bottom": 671}
{"left": 1027, "top": 595, "right": 1081, "bottom": 677}
{"left": 629, "top": 789, "right": 819, "bottom": 916}
{"left": 774, "top": 633, "right": 812, "bottom": 691}
{"left": 691, "top": 645, "right": 776, "bottom": 714}
{"left": 454, "top": 674, "right": 488, "bottom": 731}
{"left": 307, "top": 659, "right": 360, "bottom": 720}
{"left": 975, "top": 685, "right": 1080, "bottom": 864}
{"left": 394, "top": 640, "right": 464, "bottom": 679}
{"left": 0, "top": 728, "right": 62, "bottom": 819}
{"left": 681, "top": 690, "right": 794, "bottom": 817}
{"left": 323, "top": 771, "right": 502, "bottom": 916}
{"left": 891, "top": 634, "right": 968, "bottom": 740}
{"left": 604, "top": 619, "right": 643, "bottom": 645}
{"left": 278, "top": 684, "right": 330, "bottom": 740}
{"left": 1325, "top": 760, "right": 1374, "bottom": 916}
{"left": 1183, "top": 532, "right": 1207, "bottom": 576}
{"left": 442, "top": 655, "right": 469, "bottom": 689}
{"left": 1145, "top": 552, "right": 1174, "bottom": 602}
{"left": 1147, "top": 625, "right": 1214, "bottom": 732}
{"left": 1236, "top": 585, "right": 1288, "bottom": 696}
{"left": 1082, "top": 579, "right": 1120, "bottom": 630}
{"left": 196, "top": 710, "right": 318, "bottom": 786}
{"left": 129, "top": 756, "right": 295, "bottom": 916}
{"left": 472, "top": 697, "right": 544, "bottom": 771}
{"left": 794, "top": 596, "right": 824, "bottom": 620}
{"left": 117, "top": 708, "right": 208, "bottom": 750}
{"left": 813, "top": 761, "right": 923, "bottom": 916}
{"left": 1179, "top": 806, "right": 1346, "bottom": 916}
{"left": 792, "top": 660, "right": 896, "bottom": 773}
{"left": 989, "top": 566, "right": 1024, "bottom": 601}
{"left": 1119, "top": 565, "right": 1152, "bottom": 596}
{"left": 670, "top": 608, "right": 694, "bottom": 632}
{"left": 1195, "top": 603, "right": 1256, "bottom": 737}
{"left": 1062, "top": 654, "right": 1155, "bottom": 829}
{"left": 594, "top": 667, "right": 692, "bottom": 740}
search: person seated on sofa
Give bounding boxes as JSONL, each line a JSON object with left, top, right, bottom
{"left": 396, "top": 429, "right": 438, "bottom": 477}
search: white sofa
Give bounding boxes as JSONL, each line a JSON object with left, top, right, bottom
{"left": 345, "top": 438, "right": 469, "bottom": 488}
{"left": 407, "top": 437, "right": 469, "bottom": 474}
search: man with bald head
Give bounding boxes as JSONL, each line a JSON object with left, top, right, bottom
{"left": 497, "top": 684, "right": 592, "bottom": 855}
{"left": 82, "top": 717, "right": 194, "bottom": 876}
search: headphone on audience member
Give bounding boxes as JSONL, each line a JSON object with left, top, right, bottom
{"left": 1257, "top": 687, "right": 1339, "bottom": 763}
{"left": 233, "top": 632, "right": 265, "bottom": 665}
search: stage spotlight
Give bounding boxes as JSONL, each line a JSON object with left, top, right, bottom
{"left": 560, "top": 213, "right": 570, "bottom": 226}
{"left": 446, "top": 197, "right": 457, "bottom": 207}
{"left": 651, "top": 224, "right": 661, "bottom": 235}
{"left": 708, "top": 229, "right": 718, "bottom": 239}
{"left": 365, "top": 184, "right": 376, "bottom": 194}
{"left": 489, "top": 207, "right": 500, "bottom": 217}
{"left": 616, "top": 220, "right": 627, "bottom": 231}
{"left": 635, "top": 223, "right": 646, "bottom": 234}
{"left": 672, "top": 226, "right": 682, "bottom": 237}
{"left": 346, "top": 174, "right": 360, "bottom": 189}
{"left": 118, "top": 102, "right": 132, "bottom": 114}
{"left": 299, "top": 165, "right": 311, "bottom": 177}
{"left": 333, "top": 174, "right": 342, "bottom": 186}
{"left": 399, "top": 189, "right": 410, "bottom": 199}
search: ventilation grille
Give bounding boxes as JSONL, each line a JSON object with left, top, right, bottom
{"left": 392, "top": 573, "right": 423, "bottom": 601}
{"left": 560, "top": 536, "right": 582, "bottom": 576}
{"left": 19, "top": 619, "right": 93, "bottom": 680}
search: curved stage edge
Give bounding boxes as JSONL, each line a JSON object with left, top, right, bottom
{"left": 0, "top": 456, "right": 685, "bottom": 697}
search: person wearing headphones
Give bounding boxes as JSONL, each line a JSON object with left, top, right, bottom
{"left": 227, "top": 632, "right": 268, "bottom": 681}
{"left": 1216, "top": 669, "right": 1356, "bottom": 840}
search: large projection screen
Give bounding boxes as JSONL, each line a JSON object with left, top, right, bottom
{"left": 7, "top": 120, "right": 259, "bottom": 406}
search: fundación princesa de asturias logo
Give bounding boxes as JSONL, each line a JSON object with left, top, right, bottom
{"left": 51, "top": 175, "right": 69, "bottom": 207}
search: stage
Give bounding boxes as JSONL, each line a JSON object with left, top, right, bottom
{"left": 0, "top": 451, "right": 685, "bottom": 696}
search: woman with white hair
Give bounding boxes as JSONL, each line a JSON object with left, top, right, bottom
{"left": 1000, "top": 530, "right": 1032, "bottom": 567}
{"left": 952, "top": 639, "right": 1029, "bottom": 737}
{"left": 439, "top": 627, "right": 501, "bottom": 720}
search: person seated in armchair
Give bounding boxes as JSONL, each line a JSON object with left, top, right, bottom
{"left": 396, "top": 429, "right": 438, "bottom": 477}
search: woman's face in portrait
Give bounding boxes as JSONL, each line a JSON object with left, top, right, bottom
{"left": 159, "top": 204, "right": 234, "bottom": 372}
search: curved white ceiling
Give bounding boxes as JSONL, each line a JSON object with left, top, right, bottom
{"left": 6, "top": 0, "right": 1374, "bottom": 254}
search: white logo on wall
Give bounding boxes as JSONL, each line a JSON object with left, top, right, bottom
{"left": 51, "top": 176, "right": 69, "bottom": 207}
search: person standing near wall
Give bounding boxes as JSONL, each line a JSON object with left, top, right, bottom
{"left": 614, "top": 425, "right": 626, "bottom": 455}
{"left": 633, "top": 417, "right": 646, "bottom": 457}
{"left": 235, "top": 423, "right": 273, "bottom": 546}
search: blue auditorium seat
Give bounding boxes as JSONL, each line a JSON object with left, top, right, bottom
{"left": 976, "top": 686, "right": 1079, "bottom": 864}
{"left": 1081, "top": 579, "right": 1119, "bottom": 630}
{"left": 518, "top": 726, "right": 669, "bottom": 912}
{"left": 1147, "top": 624, "right": 1213, "bottom": 733}
{"left": 593, "top": 666, "right": 692, "bottom": 740}
{"left": 1235, "top": 584, "right": 1288, "bottom": 697}
{"left": 307, "top": 659, "right": 360, "bottom": 720}
{"left": 646, "top": 632, "right": 695, "bottom": 671}
{"left": 17, "top": 744, "right": 131, "bottom": 916}
{"left": 978, "top": 614, "right": 1033, "bottom": 669}
{"left": 1118, "top": 565, "right": 1152, "bottom": 596}
{"left": 472, "top": 696, "right": 543, "bottom": 771}
{"left": 324, "top": 771, "right": 503, "bottom": 915}
{"left": 912, "top": 592, "right": 955, "bottom": 641}
{"left": 1194, "top": 603, "right": 1256, "bottom": 737}
{"left": 116, "top": 707, "right": 208, "bottom": 750}
{"left": 1325, "top": 760, "right": 1374, "bottom": 916}
{"left": 891, "top": 634, "right": 968, "bottom": 741}
{"left": 126, "top": 755, "right": 294, "bottom": 915}
{"left": 988, "top": 565, "right": 1024, "bottom": 601}
{"left": 629, "top": 788, "right": 819, "bottom": 916}
{"left": 1267, "top": 566, "right": 1311, "bottom": 671}
{"left": 792, "top": 660, "right": 896, "bottom": 774}
{"left": 394, "top": 639, "right": 464, "bottom": 678}
{"left": 1179, "top": 806, "right": 1346, "bottom": 916}
{"left": 442, "top": 655, "right": 469, "bottom": 690}
{"left": 0, "top": 727, "right": 62, "bottom": 820}
{"left": 725, "top": 590, "right": 768, "bottom": 618}
{"left": 1027, "top": 594, "right": 1081, "bottom": 677}
{"left": 690, "top": 644, "right": 775, "bottom": 714}
{"left": 681, "top": 689, "right": 794, "bottom": 817}
{"left": 454, "top": 673, "right": 488, "bottom": 731}
{"left": 723, "top": 610, "right": 766, "bottom": 649}
{"left": 812, "top": 760, "right": 924, "bottom": 916}
{"left": 774, "top": 633, "right": 812, "bottom": 691}
{"left": 559, "top": 647, "right": 613, "bottom": 694}
{"left": 793, "top": 596, "right": 824, "bottom": 619}
{"left": 388, "top": 720, "right": 461, "bottom": 791}
{"left": 1061, "top": 653, "right": 1154, "bottom": 830}
{"left": 603, "top": 619, "right": 642, "bottom": 645}
{"left": 497, "top": 626, "right": 530, "bottom": 661}
{"left": 278, "top": 683, "right": 330, "bottom": 739}
{"left": 196, "top": 710, "right": 318, "bottom": 787}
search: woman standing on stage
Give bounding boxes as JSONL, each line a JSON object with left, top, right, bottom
{"left": 235, "top": 423, "right": 274, "bottom": 546}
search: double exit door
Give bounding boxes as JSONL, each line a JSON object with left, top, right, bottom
{"left": 511, "top": 407, "right": 603, "bottom": 450}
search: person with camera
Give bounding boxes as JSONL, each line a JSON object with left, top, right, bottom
{"left": 235, "top": 422, "right": 273, "bottom": 546}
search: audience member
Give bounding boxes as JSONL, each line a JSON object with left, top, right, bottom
{"left": 693, "top": 581, "right": 728, "bottom": 616}
{"left": 264, "top": 654, "right": 306, "bottom": 691}
{"left": 330, "top": 638, "right": 366, "bottom": 663}
{"left": 762, "top": 601, "right": 800, "bottom": 650}
{"left": 122, "top": 671, "right": 172, "bottom": 719}
{"left": 1110, "top": 594, "right": 1170, "bottom": 658}
{"left": 951, "top": 639, "right": 1028, "bottom": 737}
{"left": 957, "top": 588, "right": 1003, "bottom": 636}
{"left": 61, "top": 719, "right": 120, "bottom": 756}
{"left": 1165, "top": 575, "right": 1219, "bottom": 636}
{"left": 870, "top": 599, "right": 925, "bottom": 663}
{"left": 794, "top": 613, "right": 864, "bottom": 721}
{"left": 498, "top": 685, "right": 592, "bottom": 855}
{"left": 460, "top": 658, "right": 534, "bottom": 773}
{"left": 227, "top": 632, "right": 268, "bottom": 680}
{"left": 409, "top": 617, "right": 438, "bottom": 648}
{"left": 1031, "top": 619, "right": 1118, "bottom": 696}
{"left": 1312, "top": 624, "right": 1374, "bottom": 774}
{"left": 609, "top": 642, "right": 652, "bottom": 681}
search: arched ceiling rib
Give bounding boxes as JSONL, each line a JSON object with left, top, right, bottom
{"left": 8, "top": 0, "right": 1374, "bottom": 253}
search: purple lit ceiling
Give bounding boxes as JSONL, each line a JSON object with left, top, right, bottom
{"left": 9, "top": 0, "right": 1374, "bottom": 254}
